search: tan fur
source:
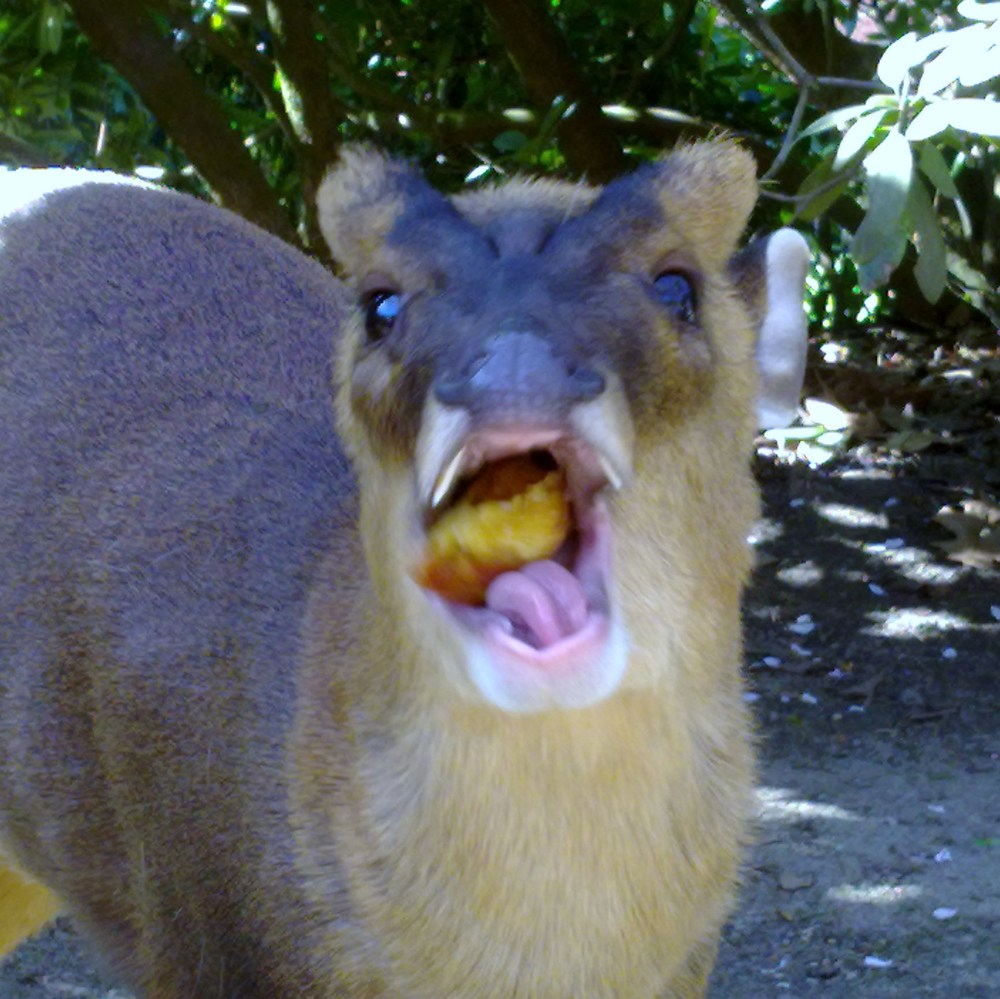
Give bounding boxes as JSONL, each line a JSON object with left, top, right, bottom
{"left": 0, "top": 142, "right": 806, "bottom": 997}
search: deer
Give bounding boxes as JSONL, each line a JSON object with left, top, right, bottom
{"left": 0, "top": 139, "right": 809, "bottom": 998}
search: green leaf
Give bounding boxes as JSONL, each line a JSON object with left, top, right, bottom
{"left": 907, "top": 98, "right": 1000, "bottom": 140}
{"left": 917, "top": 142, "right": 960, "bottom": 198}
{"left": 864, "top": 94, "right": 900, "bottom": 110}
{"left": 493, "top": 130, "right": 527, "bottom": 153}
{"left": 795, "top": 158, "right": 837, "bottom": 222}
{"left": 887, "top": 429, "right": 935, "bottom": 452}
{"left": 799, "top": 104, "right": 870, "bottom": 139}
{"left": 852, "top": 130, "right": 914, "bottom": 289}
{"left": 834, "top": 109, "right": 891, "bottom": 169}
{"left": 908, "top": 178, "right": 949, "bottom": 303}
{"left": 798, "top": 172, "right": 852, "bottom": 223}
{"left": 37, "top": 1, "right": 64, "bottom": 55}
{"left": 795, "top": 157, "right": 856, "bottom": 222}
{"left": 763, "top": 426, "right": 825, "bottom": 443}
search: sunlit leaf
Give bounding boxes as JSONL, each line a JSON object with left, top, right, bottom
{"left": 834, "top": 109, "right": 890, "bottom": 169}
{"left": 959, "top": 36, "right": 1000, "bottom": 87}
{"left": 908, "top": 179, "right": 949, "bottom": 303}
{"left": 851, "top": 130, "right": 913, "bottom": 289}
{"left": 465, "top": 164, "right": 491, "bottom": 182}
{"left": 878, "top": 32, "right": 919, "bottom": 92}
{"left": 917, "top": 25, "right": 995, "bottom": 96}
{"left": 799, "top": 104, "right": 870, "bottom": 139}
{"left": 864, "top": 93, "right": 900, "bottom": 110}
{"left": 957, "top": 0, "right": 1000, "bottom": 21}
{"left": 877, "top": 31, "right": 950, "bottom": 93}
{"left": 798, "top": 441, "right": 840, "bottom": 465}
{"left": 816, "top": 430, "right": 850, "bottom": 447}
{"left": 907, "top": 98, "right": 1000, "bottom": 140}
{"left": 763, "top": 426, "right": 824, "bottom": 444}
{"left": 37, "top": 1, "right": 64, "bottom": 55}
{"left": 803, "top": 398, "right": 852, "bottom": 430}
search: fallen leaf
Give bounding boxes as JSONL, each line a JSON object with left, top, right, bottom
{"left": 886, "top": 428, "right": 936, "bottom": 452}
{"left": 932, "top": 499, "right": 1000, "bottom": 569}
{"left": 803, "top": 397, "right": 852, "bottom": 431}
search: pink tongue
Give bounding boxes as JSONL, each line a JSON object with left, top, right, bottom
{"left": 485, "top": 560, "right": 588, "bottom": 649}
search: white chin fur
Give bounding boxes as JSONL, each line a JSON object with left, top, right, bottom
{"left": 463, "top": 619, "right": 629, "bottom": 713}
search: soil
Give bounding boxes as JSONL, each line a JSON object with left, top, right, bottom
{"left": 3, "top": 349, "right": 998, "bottom": 999}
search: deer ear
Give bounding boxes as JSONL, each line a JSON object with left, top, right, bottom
{"left": 731, "top": 229, "right": 811, "bottom": 429}
{"left": 653, "top": 139, "right": 759, "bottom": 264}
{"left": 318, "top": 146, "right": 487, "bottom": 278}
{"left": 317, "top": 146, "right": 425, "bottom": 272}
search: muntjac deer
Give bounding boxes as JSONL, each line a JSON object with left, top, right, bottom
{"left": 0, "top": 140, "right": 809, "bottom": 997}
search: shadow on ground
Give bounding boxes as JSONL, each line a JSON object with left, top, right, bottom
{"left": 711, "top": 438, "right": 1000, "bottom": 998}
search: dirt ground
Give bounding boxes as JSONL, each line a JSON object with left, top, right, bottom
{"left": 2, "top": 373, "right": 998, "bottom": 998}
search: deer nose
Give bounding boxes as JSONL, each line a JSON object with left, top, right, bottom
{"left": 434, "top": 331, "right": 605, "bottom": 414}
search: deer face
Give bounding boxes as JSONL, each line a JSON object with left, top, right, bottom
{"left": 320, "top": 142, "right": 807, "bottom": 713}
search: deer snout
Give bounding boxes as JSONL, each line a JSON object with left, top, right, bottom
{"left": 434, "top": 331, "right": 605, "bottom": 418}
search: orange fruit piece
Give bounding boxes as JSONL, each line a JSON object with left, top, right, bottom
{"left": 415, "top": 454, "right": 571, "bottom": 604}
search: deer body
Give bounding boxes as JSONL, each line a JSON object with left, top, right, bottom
{"left": 0, "top": 144, "right": 808, "bottom": 997}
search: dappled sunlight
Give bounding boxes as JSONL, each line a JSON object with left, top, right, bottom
{"left": 775, "top": 560, "right": 825, "bottom": 587}
{"left": 826, "top": 883, "right": 923, "bottom": 906}
{"left": 748, "top": 518, "right": 784, "bottom": 547}
{"left": 816, "top": 502, "right": 889, "bottom": 530}
{"left": 864, "top": 607, "right": 972, "bottom": 638}
{"left": 757, "top": 786, "right": 861, "bottom": 824}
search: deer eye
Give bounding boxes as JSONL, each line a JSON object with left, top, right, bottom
{"left": 653, "top": 271, "right": 697, "bottom": 326}
{"left": 362, "top": 290, "right": 401, "bottom": 341}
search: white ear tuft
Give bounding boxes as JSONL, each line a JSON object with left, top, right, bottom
{"left": 756, "top": 228, "right": 810, "bottom": 429}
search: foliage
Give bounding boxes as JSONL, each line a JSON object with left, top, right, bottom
{"left": 797, "top": 0, "right": 1000, "bottom": 323}
{"left": 0, "top": 0, "right": 997, "bottom": 327}
{"left": 0, "top": 0, "right": 191, "bottom": 180}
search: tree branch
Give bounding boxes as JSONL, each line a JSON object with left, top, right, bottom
{"left": 66, "top": 0, "right": 297, "bottom": 244}
{"left": 149, "top": 1, "right": 302, "bottom": 153}
{"left": 481, "top": 0, "right": 626, "bottom": 182}
{"left": 622, "top": 0, "right": 699, "bottom": 105}
{"left": 266, "top": 0, "right": 346, "bottom": 253}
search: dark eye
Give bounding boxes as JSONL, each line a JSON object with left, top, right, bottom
{"left": 362, "top": 290, "right": 402, "bottom": 341}
{"left": 653, "top": 271, "right": 697, "bottom": 326}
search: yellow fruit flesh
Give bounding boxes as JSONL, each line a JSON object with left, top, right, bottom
{"left": 415, "top": 455, "right": 572, "bottom": 604}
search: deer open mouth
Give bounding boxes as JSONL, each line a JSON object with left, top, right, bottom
{"left": 413, "top": 431, "right": 616, "bottom": 659}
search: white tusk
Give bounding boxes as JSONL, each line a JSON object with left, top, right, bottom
{"left": 431, "top": 447, "right": 468, "bottom": 510}
{"left": 599, "top": 453, "right": 623, "bottom": 492}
